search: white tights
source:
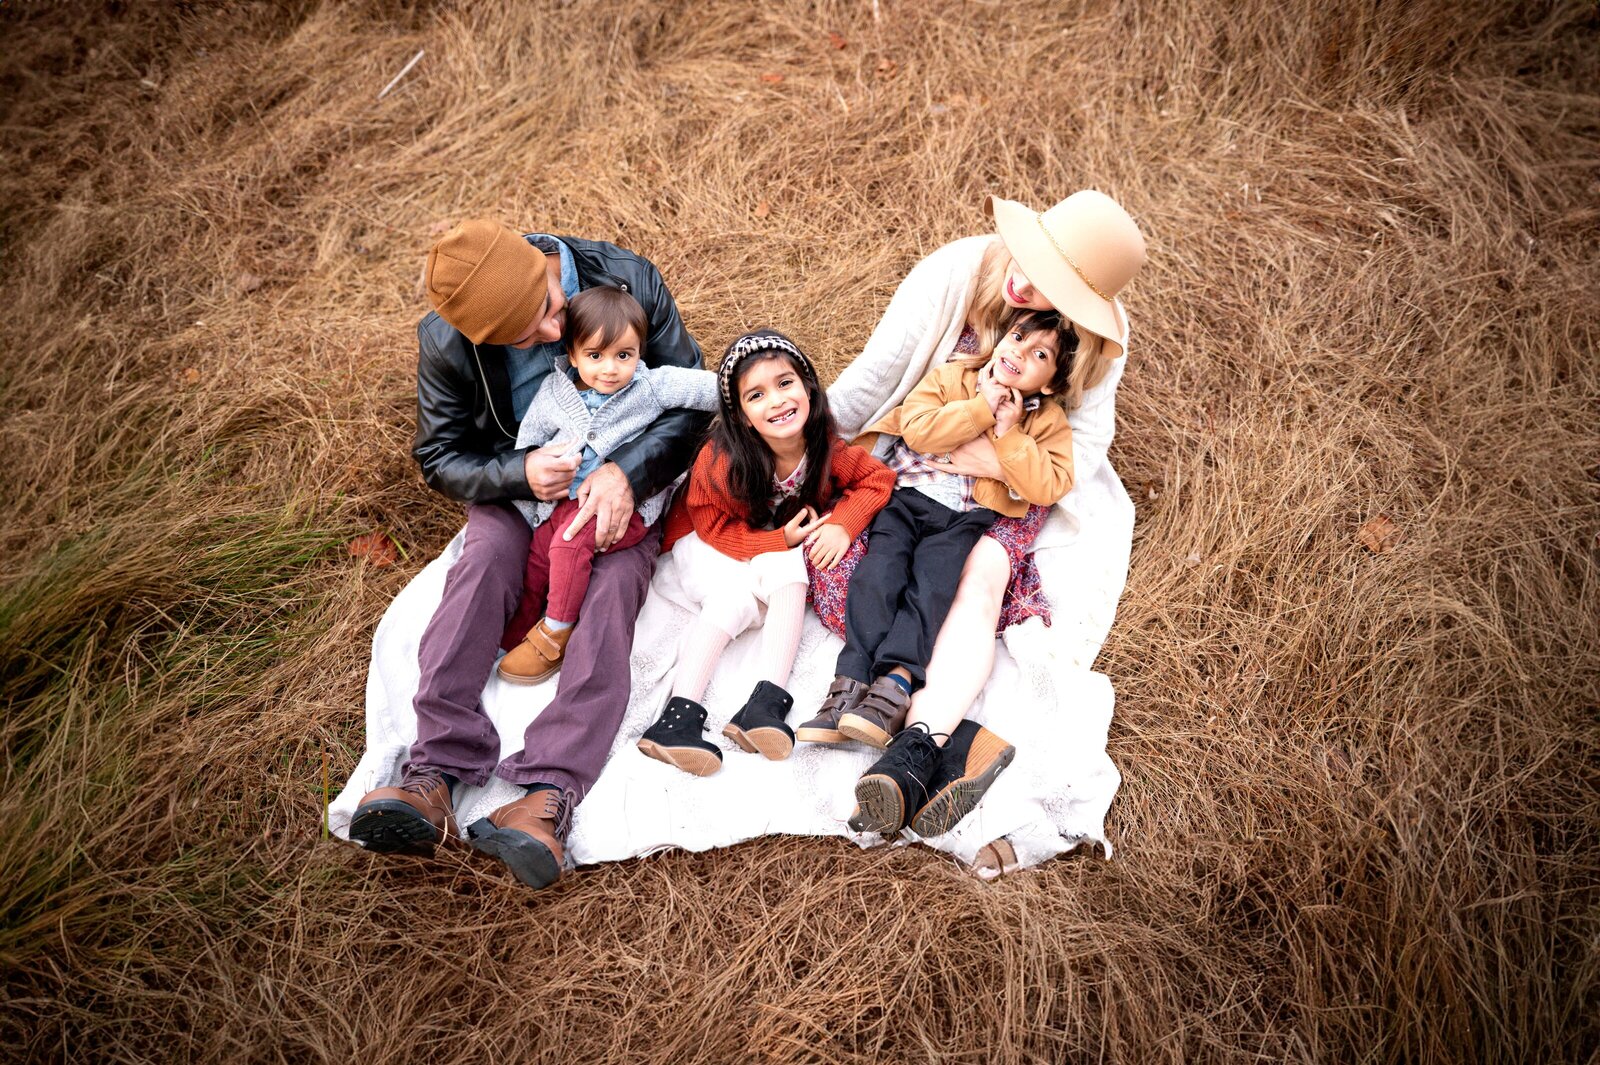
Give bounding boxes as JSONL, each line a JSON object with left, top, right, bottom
{"left": 670, "top": 580, "right": 808, "bottom": 703}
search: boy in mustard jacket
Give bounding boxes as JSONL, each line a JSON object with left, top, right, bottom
{"left": 802, "top": 308, "right": 1078, "bottom": 826}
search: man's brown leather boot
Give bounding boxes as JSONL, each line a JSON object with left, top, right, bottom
{"left": 348, "top": 766, "right": 457, "bottom": 854}
{"left": 466, "top": 787, "right": 571, "bottom": 890}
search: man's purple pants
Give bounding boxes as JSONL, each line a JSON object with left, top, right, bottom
{"left": 405, "top": 502, "right": 658, "bottom": 798}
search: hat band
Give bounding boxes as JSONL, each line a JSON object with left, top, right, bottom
{"left": 1035, "top": 213, "right": 1114, "bottom": 303}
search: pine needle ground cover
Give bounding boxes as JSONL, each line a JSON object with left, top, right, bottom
{"left": 1, "top": 2, "right": 1595, "bottom": 1062}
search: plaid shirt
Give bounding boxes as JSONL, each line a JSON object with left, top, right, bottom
{"left": 885, "top": 392, "right": 1042, "bottom": 513}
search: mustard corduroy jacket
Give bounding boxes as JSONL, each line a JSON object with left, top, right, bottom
{"left": 853, "top": 361, "right": 1076, "bottom": 518}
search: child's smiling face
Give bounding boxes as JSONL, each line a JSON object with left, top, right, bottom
{"left": 572, "top": 325, "right": 642, "bottom": 394}
{"left": 737, "top": 354, "right": 811, "bottom": 447}
{"left": 987, "top": 325, "right": 1061, "bottom": 395}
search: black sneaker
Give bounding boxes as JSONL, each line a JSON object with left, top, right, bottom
{"left": 847, "top": 723, "right": 945, "bottom": 835}
{"left": 722, "top": 680, "right": 795, "bottom": 760}
{"left": 910, "top": 719, "right": 1015, "bottom": 837}
{"left": 637, "top": 696, "right": 722, "bottom": 776}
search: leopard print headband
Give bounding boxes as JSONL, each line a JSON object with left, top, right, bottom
{"left": 717, "top": 332, "right": 813, "bottom": 407}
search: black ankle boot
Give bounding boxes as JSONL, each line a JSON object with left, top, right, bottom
{"left": 722, "top": 680, "right": 796, "bottom": 761}
{"left": 637, "top": 696, "right": 722, "bottom": 777}
{"left": 909, "top": 719, "right": 1016, "bottom": 838}
{"left": 848, "top": 723, "right": 944, "bottom": 835}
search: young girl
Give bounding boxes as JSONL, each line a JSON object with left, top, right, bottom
{"left": 637, "top": 329, "right": 894, "bottom": 776}
{"left": 497, "top": 286, "right": 719, "bottom": 683}
{"left": 801, "top": 306, "right": 1080, "bottom": 834}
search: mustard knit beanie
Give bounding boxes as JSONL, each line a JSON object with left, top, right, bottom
{"left": 425, "top": 220, "right": 548, "bottom": 345}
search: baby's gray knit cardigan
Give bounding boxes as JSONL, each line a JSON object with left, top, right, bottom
{"left": 513, "top": 356, "right": 719, "bottom": 529}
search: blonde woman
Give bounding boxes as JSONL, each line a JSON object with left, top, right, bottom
{"left": 803, "top": 190, "right": 1147, "bottom": 849}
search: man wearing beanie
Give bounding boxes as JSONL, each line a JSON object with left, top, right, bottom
{"left": 347, "top": 220, "right": 709, "bottom": 890}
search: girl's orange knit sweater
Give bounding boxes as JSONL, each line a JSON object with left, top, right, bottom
{"left": 662, "top": 436, "right": 894, "bottom": 560}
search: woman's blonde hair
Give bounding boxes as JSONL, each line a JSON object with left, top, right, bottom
{"left": 969, "top": 235, "right": 1113, "bottom": 411}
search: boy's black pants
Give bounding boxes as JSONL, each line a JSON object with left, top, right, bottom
{"left": 837, "top": 489, "right": 999, "bottom": 690}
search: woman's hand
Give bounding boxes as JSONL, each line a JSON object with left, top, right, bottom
{"left": 805, "top": 523, "right": 852, "bottom": 570}
{"left": 926, "top": 435, "right": 1003, "bottom": 480}
{"left": 781, "top": 506, "right": 828, "bottom": 548}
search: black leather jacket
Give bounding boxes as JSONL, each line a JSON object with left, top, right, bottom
{"left": 413, "top": 234, "right": 709, "bottom": 504}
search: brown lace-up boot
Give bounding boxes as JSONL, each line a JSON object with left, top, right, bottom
{"left": 348, "top": 766, "right": 458, "bottom": 854}
{"left": 466, "top": 787, "right": 571, "bottom": 890}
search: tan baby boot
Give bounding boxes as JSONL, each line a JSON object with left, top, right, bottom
{"left": 497, "top": 619, "right": 573, "bottom": 684}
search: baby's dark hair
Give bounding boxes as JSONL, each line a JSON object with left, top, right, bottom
{"left": 709, "top": 328, "right": 837, "bottom": 529}
{"left": 1003, "top": 307, "right": 1078, "bottom": 397}
{"left": 562, "top": 285, "right": 648, "bottom": 354}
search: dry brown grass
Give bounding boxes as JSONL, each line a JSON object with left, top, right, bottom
{"left": 2, "top": 1, "right": 1597, "bottom": 1062}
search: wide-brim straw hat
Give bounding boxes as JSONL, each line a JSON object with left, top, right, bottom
{"left": 987, "top": 190, "right": 1146, "bottom": 360}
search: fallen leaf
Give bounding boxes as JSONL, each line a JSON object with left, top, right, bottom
{"left": 349, "top": 531, "right": 399, "bottom": 567}
{"left": 237, "top": 272, "right": 263, "bottom": 293}
{"left": 1143, "top": 482, "right": 1160, "bottom": 501}
{"left": 760, "top": 72, "right": 785, "bottom": 84}
{"left": 428, "top": 219, "right": 453, "bottom": 235}
{"left": 827, "top": 31, "right": 847, "bottom": 49}
{"left": 754, "top": 200, "right": 772, "bottom": 219}
{"left": 1185, "top": 552, "right": 1202, "bottom": 566}
{"left": 1357, "top": 514, "right": 1402, "bottom": 554}
{"left": 876, "top": 57, "right": 898, "bottom": 78}
{"left": 1317, "top": 744, "right": 1353, "bottom": 780}
{"left": 181, "top": 367, "right": 200, "bottom": 386}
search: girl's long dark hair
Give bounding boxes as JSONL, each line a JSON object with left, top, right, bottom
{"left": 709, "top": 329, "right": 837, "bottom": 530}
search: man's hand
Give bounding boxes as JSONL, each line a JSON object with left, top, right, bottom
{"left": 563, "top": 462, "right": 637, "bottom": 550}
{"left": 781, "top": 506, "right": 829, "bottom": 548}
{"left": 805, "top": 522, "right": 852, "bottom": 570}
{"left": 925, "top": 434, "right": 1003, "bottom": 480}
{"left": 525, "top": 440, "right": 582, "bottom": 501}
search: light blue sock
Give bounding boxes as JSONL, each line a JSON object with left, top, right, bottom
{"left": 545, "top": 618, "right": 574, "bottom": 632}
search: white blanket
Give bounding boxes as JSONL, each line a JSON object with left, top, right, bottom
{"left": 327, "top": 463, "right": 1130, "bottom": 872}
